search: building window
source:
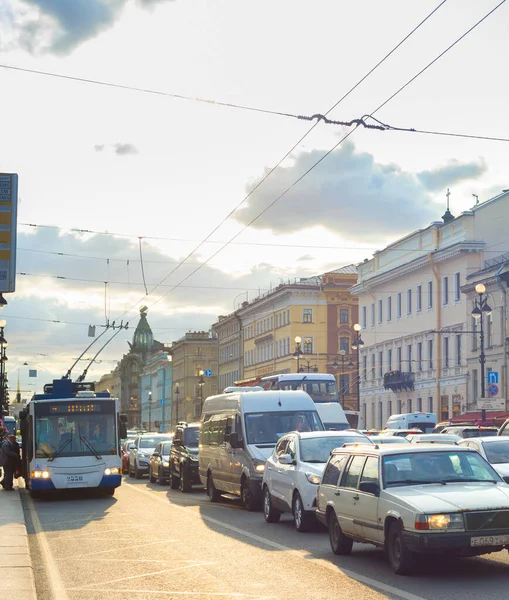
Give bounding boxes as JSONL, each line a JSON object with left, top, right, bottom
{"left": 428, "top": 396, "right": 433, "bottom": 413}
{"left": 378, "top": 351, "right": 383, "bottom": 378}
{"left": 303, "top": 337, "right": 313, "bottom": 354}
{"left": 361, "top": 306, "right": 367, "bottom": 329}
{"left": 472, "top": 369, "right": 478, "bottom": 402}
{"left": 397, "top": 346, "right": 402, "bottom": 371}
{"left": 387, "top": 400, "right": 392, "bottom": 416}
{"left": 370, "top": 303, "right": 375, "bottom": 327}
{"left": 456, "top": 334, "right": 461, "bottom": 366}
{"left": 387, "top": 348, "right": 392, "bottom": 372}
{"left": 339, "top": 374, "right": 349, "bottom": 399}
{"left": 407, "top": 398, "right": 412, "bottom": 413}
{"left": 406, "top": 289, "right": 412, "bottom": 315}
{"left": 397, "top": 399, "right": 402, "bottom": 413}
{"left": 370, "top": 354, "right": 375, "bottom": 380}
{"left": 417, "top": 342, "right": 422, "bottom": 371}
{"left": 471, "top": 317, "right": 478, "bottom": 351}
{"left": 387, "top": 296, "right": 392, "bottom": 322}
{"left": 340, "top": 309, "right": 349, "bottom": 323}
{"left": 362, "top": 355, "right": 367, "bottom": 380}
{"left": 416, "top": 284, "right": 422, "bottom": 312}
{"left": 417, "top": 397, "right": 422, "bottom": 412}
{"left": 303, "top": 308, "right": 313, "bottom": 323}
{"left": 397, "top": 293, "right": 402, "bottom": 319}
{"left": 406, "top": 344, "right": 412, "bottom": 372}
{"left": 454, "top": 272, "right": 461, "bottom": 302}
{"left": 487, "top": 313, "right": 493, "bottom": 348}
{"left": 442, "top": 276, "right": 449, "bottom": 306}
{"left": 377, "top": 299, "right": 383, "bottom": 324}
{"left": 427, "top": 280, "right": 433, "bottom": 309}
{"left": 339, "top": 337, "right": 349, "bottom": 353}
{"left": 443, "top": 337, "right": 449, "bottom": 368}
{"left": 428, "top": 339, "right": 433, "bottom": 369}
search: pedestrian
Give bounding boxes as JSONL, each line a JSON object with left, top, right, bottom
{"left": 1, "top": 434, "right": 20, "bottom": 491}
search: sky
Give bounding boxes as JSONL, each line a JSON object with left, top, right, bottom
{"left": 0, "top": 0, "right": 508, "bottom": 397}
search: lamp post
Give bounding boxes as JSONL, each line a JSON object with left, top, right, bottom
{"left": 174, "top": 383, "right": 180, "bottom": 425}
{"left": 350, "top": 323, "right": 364, "bottom": 413}
{"left": 471, "top": 283, "right": 492, "bottom": 423}
{"left": 293, "top": 336, "right": 303, "bottom": 372}
{"left": 147, "top": 390, "right": 153, "bottom": 431}
{"left": 198, "top": 370, "right": 205, "bottom": 416}
{"left": 298, "top": 360, "right": 318, "bottom": 373}
{"left": 0, "top": 320, "right": 8, "bottom": 419}
{"left": 332, "top": 349, "right": 354, "bottom": 408}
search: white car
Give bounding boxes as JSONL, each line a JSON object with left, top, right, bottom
{"left": 262, "top": 430, "right": 372, "bottom": 532}
{"left": 407, "top": 434, "right": 460, "bottom": 445}
{"left": 458, "top": 436, "right": 509, "bottom": 482}
{"left": 128, "top": 434, "right": 174, "bottom": 479}
{"left": 316, "top": 444, "right": 509, "bottom": 575}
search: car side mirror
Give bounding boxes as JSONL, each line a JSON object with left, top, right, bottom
{"left": 278, "top": 454, "right": 294, "bottom": 465}
{"left": 229, "top": 432, "right": 243, "bottom": 449}
{"left": 359, "top": 481, "right": 380, "bottom": 496}
{"left": 152, "top": 452, "right": 160, "bottom": 457}
{"left": 129, "top": 444, "right": 136, "bottom": 450}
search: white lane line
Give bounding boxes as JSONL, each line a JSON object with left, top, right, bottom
{"left": 77, "top": 538, "right": 175, "bottom": 558}
{"left": 129, "top": 484, "right": 428, "bottom": 600}
{"left": 66, "top": 589, "right": 276, "bottom": 598}
{"left": 56, "top": 558, "right": 169, "bottom": 564}
{"left": 26, "top": 493, "right": 69, "bottom": 600}
{"left": 50, "top": 523, "right": 145, "bottom": 538}
{"left": 79, "top": 562, "right": 216, "bottom": 589}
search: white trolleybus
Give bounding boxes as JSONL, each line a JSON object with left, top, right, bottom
{"left": 234, "top": 372, "right": 353, "bottom": 430}
{"left": 19, "top": 379, "right": 127, "bottom": 497}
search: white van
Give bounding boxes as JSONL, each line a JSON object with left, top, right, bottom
{"left": 314, "top": 402, "right": 349, "bottom": 430}
{"left": 384, "top": 412, "right": 437, "bottom": 433}
{"left": 199, "top": 390, "right": 324, "bottom": 511}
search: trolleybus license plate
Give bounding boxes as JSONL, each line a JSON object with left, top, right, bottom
{"left": 66, "top": 475, "right": 84, "bottom": 483}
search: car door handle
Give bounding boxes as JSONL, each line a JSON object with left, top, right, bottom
{"left": 334, "top": 490, "right": 341, "bottom": 496}
{"left": 353, "top": 495, "right": 360, "bottom": 501}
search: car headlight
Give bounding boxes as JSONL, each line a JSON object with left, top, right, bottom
{"left": 415, "top": 513, "right": 464, "bottom": 531}
{"left": 305, "top": 472, "right": 321, "bottom": 485}
{"left": 253, "top": 460, "right": 265, "bottom": 473}
{"left": 104, "top": 467, "right": 119, "bottom": 476}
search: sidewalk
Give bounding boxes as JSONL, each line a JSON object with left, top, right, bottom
{"left": 0, "top": 479, "right": 37, "bottom": 600}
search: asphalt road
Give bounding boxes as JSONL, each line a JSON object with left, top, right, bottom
{"left": 21, "top": 476, "right": 509, "bottom": 600}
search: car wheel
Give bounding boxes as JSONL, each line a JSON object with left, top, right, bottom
{"left": 207, "top": 473, "right": 221, "bottom": 503}
{"left": 135, "top": 464, "right": 142, "bottom": 479}
{"left": 158, "top": 467, "right": 166, "bottom": 486}
{"left": 179, "top": 466, "right": 192, "bottom": 493}
{"left": 387, "top": 521, "right": 416, "bottom": 575}
{"left": 170, "top": 464, "right": 179, "bottom": 489}
{"left": 328, "top": 511, "right": 353, "bottom": 555}
{"left": 241, "top": 480, "right": 259, "bottom": 512}
{"left": 149, "top": 467, "right": 156, "bottom": 483}
{"left": 263, "top": 486, "right": 281, "bottom": 523}
{"left": 293, "top": 491, "right": 313, "bottom": 532}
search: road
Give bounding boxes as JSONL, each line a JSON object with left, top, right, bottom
{"left": 21, "top": 476, "right": 509, "bottom": 600}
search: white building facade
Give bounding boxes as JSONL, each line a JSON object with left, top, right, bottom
{"left": 351, "top": 191, "right": 509, "bottom": 429}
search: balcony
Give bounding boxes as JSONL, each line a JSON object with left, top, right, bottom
{"left": 383, "top": 370, "right": 415, "bottom": 392}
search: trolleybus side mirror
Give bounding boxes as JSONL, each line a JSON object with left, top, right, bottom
{"left": 119, "top": 415, "right": 128, "bottom": 439}
{"left": 19, "top": 409, "right": 28, "bottom": 420}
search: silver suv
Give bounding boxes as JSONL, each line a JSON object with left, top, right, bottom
{"left": 316, "top": 444, "right": 509, "bottom": 575}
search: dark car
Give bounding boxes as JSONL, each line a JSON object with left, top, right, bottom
{"left": 170, "top": 422, "right": 201, "bottom": 492}
{"left": 149, "top": 440, "right": 173, "bottom": 485}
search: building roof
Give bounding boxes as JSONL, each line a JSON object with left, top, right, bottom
{"left": 326, "top": 264, "right": 357, "bottom": 275}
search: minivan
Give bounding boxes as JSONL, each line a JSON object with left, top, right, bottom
{"left": 199, "top": 390, "right": 324, "bottom": 511}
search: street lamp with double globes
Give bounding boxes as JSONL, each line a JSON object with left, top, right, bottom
{"left": 350, "top": 323, "right": 364, "bottom": 413}
{"left": 148, "top": 390, "right": 153, "bottom": 431}
{"left": 293, "top": 336, "right": 303, "bottom": 372}
{"left": 471, "top": 283, "right": 492, "bottom": 423}
{"left": 332, "top": 349, "right": 354, "bottom": 408}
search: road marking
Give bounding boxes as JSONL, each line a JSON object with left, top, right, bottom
{"left": 129, "top": 483, "right": 428, "bottom": 600}
{"left": 79, "top": 562, "right": 216, "bottom": 589}
{"left": 26, "top": 493, "right": 69, "bottom": 600}
{"left": 49, "top": 523, "right": 145, "bottom": 538}
{"left": 77, "top": 538, "right": 175, "bottom": 558}
{"left": 66, "top": 589, "right": 276, "bottom": 598}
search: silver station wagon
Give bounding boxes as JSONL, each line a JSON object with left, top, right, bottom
{"left": 315, "top": 444, "right": 509, "bottom": 575}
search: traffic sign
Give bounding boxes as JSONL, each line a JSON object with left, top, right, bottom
{"left": 488, "top": 371, "right": 499, "bottom": 384}
{"left": 478, "top": 397, "right": 505, "bottom": 411}
{"left": 0, "top": 173, "right": 17, "bottom": 293}
{"left": 488, "top": 383, "right": 499, "bottom": 397}
{"left": 204, "top": 369, "right": 213, "bottom": 377}
{"left": 160, "top": 399, "right": 164, "bottom": 405}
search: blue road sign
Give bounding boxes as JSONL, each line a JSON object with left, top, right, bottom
{"left": 488, "top": 371, "right": 499, "bottom": 384}
{"left": 488, "top": 383, "right": 499, "bottom": 397}
{"left": 160, "top": 399, "right": 165, "bottom": 404}
{"left": 204, "top": 369, "right": 213, "bottom": 377}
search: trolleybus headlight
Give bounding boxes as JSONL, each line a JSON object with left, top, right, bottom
{"left": 104, "top": 467, "right": 119, "bottom": 476}
{"left": 31, "top": 470, "right": 50, "bottom": 479}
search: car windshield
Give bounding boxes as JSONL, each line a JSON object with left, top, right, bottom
{"left": 184, "top": 427, "right": 200, "bottom": 446}
{"left": 160, "top": 442, "right": 172, "bottom": 455}
{"left": 245, "top": 411, "right": 323, "bottom": 445}
{"left": 383, "top": 450, "right": 501, "bottom": 487}
{"left": 299, "top": 436, "right": 369, "bottom": 462}
{"left": 278, "top": 380, "right": 338, "bottom": 403}
{"left": 483, "top": 441, "right": 509, "bottom": 464}
{"left": 140, "top": 436, "right": 171, "bottom": 448}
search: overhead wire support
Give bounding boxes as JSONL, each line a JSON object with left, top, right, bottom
{"left": 62, "top": 320, "right": 112, "bottom": 380}
{"left": 75, "top": 321, "right": 129, "bottom": 383}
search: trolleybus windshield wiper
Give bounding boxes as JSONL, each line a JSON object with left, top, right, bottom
{"left": 79, "top": 435, "right": 102, "bottom": 459}
{"left": 48, "top": 436, "right": 72, "bottom": 462}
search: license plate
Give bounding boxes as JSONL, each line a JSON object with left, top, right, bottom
{"left": 66, "top": 475, "right": 84, "bottom": 483}
{"left": 471, "top": 534, "right": 509, "bottom": 546}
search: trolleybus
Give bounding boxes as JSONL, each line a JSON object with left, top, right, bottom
{"left": 19, "top": 379, "right": 127, "bottom": 497}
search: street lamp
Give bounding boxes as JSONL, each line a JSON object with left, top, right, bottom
{"left": 293, "top": 336, "right": 303, "bottom": 372}
{"left": 198, "top": 370, "right": 205, "bottom": 416}
{"left": 471, "top": 283, "right": 492, "bottom": 423}
{"left": 298, "top": 360, "right": 318, "bottom": 373}
{"left": 0, "top": 320, "right": 8, "bottom": 418}
{"left": 350, "top": 323, "right": 364, "bottom": 413}
{"left": 147, "top": 390, "right": 153, "bottom": 431}
{"left": 332, "top": 349, "right": 354, "bottom": 408}
{"left": 174, "top": 383, "right": 180, "bottom": 425}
